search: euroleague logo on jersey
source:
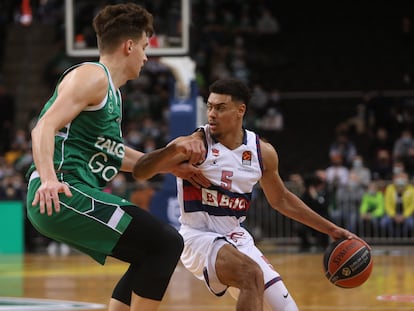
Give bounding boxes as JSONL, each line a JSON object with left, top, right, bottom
{"left": 242, "top": 151, "right": 252, "bottom": 166}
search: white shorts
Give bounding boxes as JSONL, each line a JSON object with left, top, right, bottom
{"left": 179, "top": 225, "right": 281, "bottom": 296}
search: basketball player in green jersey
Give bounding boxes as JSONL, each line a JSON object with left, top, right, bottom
{"left": 26, "top": 3, "right": 208, "bottom": 311}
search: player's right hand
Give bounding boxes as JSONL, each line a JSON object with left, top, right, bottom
{"left": 32, "top": 180, "right": 73, "bottom": 216}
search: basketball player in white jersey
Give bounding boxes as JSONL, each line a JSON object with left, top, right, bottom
{"left": 133, "top": 78, "right": 361, "bottom": 310}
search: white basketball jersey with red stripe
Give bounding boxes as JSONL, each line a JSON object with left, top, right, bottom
{"left": 177, "top": 125, "right": 263, "bottom": 234}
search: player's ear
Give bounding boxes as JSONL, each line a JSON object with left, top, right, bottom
{"left": 124, "top": 39, "right": 133, "bottom": 54}
{"left": 238, "top": 103, "right": 246, "bottom": 116}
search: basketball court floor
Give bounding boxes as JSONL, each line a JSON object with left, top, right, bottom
{"left": 1, "top": 244, "right": 413, "bottom": 311}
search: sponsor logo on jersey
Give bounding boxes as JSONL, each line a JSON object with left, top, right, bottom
{"left": 94, "top": 136, "right": 125, "bottom": 158}
{"left": 242, "top": 151, "right": 252, "bottom": 165}
{"left": 202, "top": 188, "right": 249, "bottom": 211}
{"left": 182, "top": 183, "right": 251, "bottom": 218}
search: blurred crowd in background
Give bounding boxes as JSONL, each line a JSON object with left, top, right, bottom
{"left": 0, "top": 0, "right": 414, "bottom": 253}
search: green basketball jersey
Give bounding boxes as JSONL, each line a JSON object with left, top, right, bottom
{"left": 27, "top": 62, "right": 124, "bottom": 189}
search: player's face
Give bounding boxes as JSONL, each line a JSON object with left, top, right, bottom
{"left": 206, "top": 93, "right": 245, "bottom": 138}
{"left": 128, "top": 32, "right": 148, "bottom": 78}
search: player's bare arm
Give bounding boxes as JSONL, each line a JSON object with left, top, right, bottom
{"left": 121, "top": 146, "right": 145, "bottom": 172}
{"left": 133, "top": 132, "right": 210, "bottom": 188}
{"left": 258, "top": 139, "right": 354, "bottom": 241}
{"left": 31, "top": 64, "right": 108, "bottom": 215}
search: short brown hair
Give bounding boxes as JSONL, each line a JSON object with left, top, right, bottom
{"left": 93, "top": 3, "right": 154, "bottom": 53}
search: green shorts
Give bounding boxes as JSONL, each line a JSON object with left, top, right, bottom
{"left": 27, "top": 172, "right": 133, "bottom": 264}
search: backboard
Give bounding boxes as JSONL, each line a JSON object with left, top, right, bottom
{"left": 65, "top": 0, "right": 190, "bottom": 57}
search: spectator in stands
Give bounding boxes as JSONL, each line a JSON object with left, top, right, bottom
{"left": 359, "top": 181, "right": 385, "bottom": 237}
{"left": 4, "top": 129, "right": 30, "bottom": 168}
{"left": 392, "top": 129, "right": 414, "bottom": 163}
{"left": 332, "top": 172, "right": 365, "bottom": 233}
{"left": 258, "top": 107, "right": 284, "bottom": 131}
{"left": 380, "top": 172, "right": 414, "bottom": 237}
{"left": 250, "top": 83, "right": 268, "bottom": 117}
{"left": 328, "top": 131, "right": 357, "bottom": 167}
{"left": 0, "top": 172, "right": 25, "bottom": 200}
{"left": 231, "top": 55, "right": 250, "bottom": 85}
{"left": 0, "top": 156, "right": 13, "bottom": 182}
{"left": 13, "top": 142, "right": 32, "bottom": 174}
{"left": 368, "top": 127, "right": 394, "bottom": 162}
{"left": 370, "top": 149, "right": 393, "bottom": 181}
{"left": 403, "top": 146, "right": 414, "bottom": 179}
{"left": 286, "top": 173, "right": 305, "bottom": 197}
{"left": 124, "top": 126, "right": 143, "bottom": 150}
{"left": 325, "top": 152, "right": 349, "bottom": 223}
{"left": 343, "top": 103, "right": 367, "bottom": 136}
{"left": 325, "top": 152, "right": 349, "bottom": 189}
{"left": 298, "top": 173, "right": 330, "bottom": 252}
{"left": 349, "top": 155, "right": 371, "bottom": 188}
{"left": 393, "top": 159, "right": 406, "bottom": 176}
{"left": 256, "top": 7, "right": 280, "bottom": 34}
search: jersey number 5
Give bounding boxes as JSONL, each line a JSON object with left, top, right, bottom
{"left": 220, "top": 170, "right": 233, "bottom": 190}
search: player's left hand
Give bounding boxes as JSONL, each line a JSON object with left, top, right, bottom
{"left": 330, "top": 227, "right": 370, "bottom": 249}
{"left": 173, "top": 162, "right": 211, "bottom": 189}
{"left": 330, "top": 227, "right": 355, "bottom": 240}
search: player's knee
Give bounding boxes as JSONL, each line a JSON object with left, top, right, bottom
{"left": 240, "top": 259, "right": 264, "bottom": 290}
{"left": 161, "top": 224, "right": 184, "bottom": 259}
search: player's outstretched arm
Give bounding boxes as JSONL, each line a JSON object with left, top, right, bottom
{"left": 258, "top": 140, "right": 355, "bottom": 241}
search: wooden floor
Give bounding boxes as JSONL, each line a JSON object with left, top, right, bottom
{"left": 1, "top": 244, "right": 414, "bottom": 311}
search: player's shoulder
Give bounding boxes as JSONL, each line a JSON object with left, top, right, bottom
{"left": 77, "top": 62, "right": 107, "bottom": 77}
{"left": 63, "top": 62, "right": 105, "bottom": 81}
{"left": 258, "top": 137, "right": 279, "bottom": 163}
{"left": 66, "top": 63, "right": 109, "bottom": 89}
{"left": 258, "top": 137, "right": 276, "bottom": 152}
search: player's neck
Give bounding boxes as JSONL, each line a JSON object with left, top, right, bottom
{"left": 99, "top": 57, "right": 127, "bottom": 89}
{"left": 217, "top": 128, "right": 244, "bottom": 150}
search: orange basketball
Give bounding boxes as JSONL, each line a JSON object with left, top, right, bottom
{"left": 323, "top": 238, "right": 373, "bottom": 288}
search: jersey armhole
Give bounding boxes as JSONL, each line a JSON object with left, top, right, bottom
{"left": 256, "top": 134, "right": 264, "bottom": 175}
{"left": 194, "top": 127, "right": 208, "bottom": 165}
